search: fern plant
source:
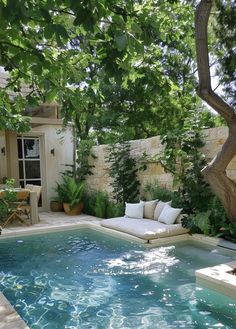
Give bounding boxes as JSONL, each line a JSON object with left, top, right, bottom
{"left": 57, "top": 176, "right": 85, "bottom": 208}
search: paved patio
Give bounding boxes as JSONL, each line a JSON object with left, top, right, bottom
{"left": 1, "top": 211, "right": 103, "bottom": 237}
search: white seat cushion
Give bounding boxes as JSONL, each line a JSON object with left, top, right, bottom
{"left": 101, "top": 217, "right": 189, "bottom": 240}
{"left": 158, "top": 205, "right": 182, "bottom": 225}
{"left": 153, "top": 201, "right": 172, "bottom": 220}
{"left": 141, "top": 200, "right": 158, "bottom": 219}
{"left": 125, "top": 202, "right": 144, "bottom": 219}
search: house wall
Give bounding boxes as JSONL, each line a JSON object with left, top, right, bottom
{"left": 86, "top": 126, "right": 236, "bottom": 198}
{"left": 30, "top": 125, "right": 74, "bottom": 209}
{"left": 1, "top": 125, "right": 73, "bottom": 210}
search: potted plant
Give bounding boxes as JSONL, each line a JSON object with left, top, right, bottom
{"left": 50, "top": 183, "right": 64, "bottom": 212}
{"left": 58, "top": 176, "right": 85, "bottom": 215}
{"left": 50, "top": 198, "right": 64, "bottom": 212}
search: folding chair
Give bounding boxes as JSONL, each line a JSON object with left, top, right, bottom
{"left": 2, "top": 190, "right": 30, "bottom": 228}
{"left": 22, "top": 185, "right": 42, "bottom": 222}
{"left": 31, "top": 185, "right": 42, "bottom": 202}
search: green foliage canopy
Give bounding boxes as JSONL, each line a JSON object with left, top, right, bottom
{"left": 0, "top": 0, "right": 214, "bottom": 138}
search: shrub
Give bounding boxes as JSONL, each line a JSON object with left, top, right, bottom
{"left": 83, "top": 191, "right": 96, "bottom": 216}
{"left": 94, "top": 192, "right": 108, "bottom": 218}
{"left": 106, "top": 141, "right": 140, "bottom": 205}
{"left": 144, "top": 180, "right": 185, "bottom": 210}
{"left": 0, "top": 179, "right": 17, "bottom": 222}
{"left": 106, "top": 201, "right": 124, "bottom": 218}
{"left": 83, "top": 190, "right": 125, "bottom": 218}
{"left": 144, "top": 180, "right": 173, "bottom": 202}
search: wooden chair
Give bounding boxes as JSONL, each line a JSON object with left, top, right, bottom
{"left": 25, "top": 184, "right": 34, "bottom": 191}
{"left": 23, "top": 185, "right": 42, "bottom": 222}
{"left": 31, "top": 185, "right": 42, "bottom": 202}
{"left": 2, "top": 190, "right": 30, "bottom": 228}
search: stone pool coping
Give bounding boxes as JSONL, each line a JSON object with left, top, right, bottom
{"left": 0, "top": 212, "right": 236, "bottom": 328}
{"left": 0, "top": 292, "right": 30, "bottom": 329}
{"left": 196, "top": 260, "right": 236, "bottom": 300}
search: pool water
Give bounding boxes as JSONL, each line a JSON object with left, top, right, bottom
{"left": 0, "top": 229, "right": 235, "bottom": 329}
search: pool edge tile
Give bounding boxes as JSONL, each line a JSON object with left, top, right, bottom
{"left": 196, "top": 260, "right": 236, "bottom": 299}
{"left": 0, "top": 293, "right": 30, "bottom": 329}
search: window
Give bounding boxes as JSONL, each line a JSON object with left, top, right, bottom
{"left": 17, "top": 136, "right": 42, "bottom": 188}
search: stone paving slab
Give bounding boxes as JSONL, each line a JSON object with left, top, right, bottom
{"left": 0, "top": 293, "right": 30, "bottom": 329}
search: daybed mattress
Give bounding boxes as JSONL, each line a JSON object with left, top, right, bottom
{"left": 101, "top": 217, "right": 189, "bottom": 240}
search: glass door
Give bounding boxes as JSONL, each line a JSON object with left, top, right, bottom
{"left": 17, "top": 136, "right": 42, "bottom": 188}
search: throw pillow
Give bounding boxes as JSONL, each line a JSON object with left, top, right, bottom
{"left": 153, "top": 201, "right": 172, "bottom": 220}
{"left": 158, "top": 204, "right": 182, "bottom": 225}
{"left": 140, "top": 200, "right": 158, "bottom": 219}
{"left": 125, "top": 202, "right": 144, "bottom": 219}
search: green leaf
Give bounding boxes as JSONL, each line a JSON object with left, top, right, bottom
{"left": 56, "top": 33, "right": 64, "bottom": 47}
{"left": 53, "top": 24, "right": 69, "bottom": 40}
{"left": 114, "top": 34, "right": 127, "bottom": 51}
{"left": 44, "top": 24, "right": 55, "bottom": 39}
{"left": 39, "top": 8, "right": 52, "bottom": 23}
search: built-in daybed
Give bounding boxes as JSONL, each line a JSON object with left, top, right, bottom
{"left": 101, "top": 200, "right": 189, "bottom": 241}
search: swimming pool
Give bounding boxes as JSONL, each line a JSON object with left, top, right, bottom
{"left": 0, "top": 229, "right": 235, "bottom": 329}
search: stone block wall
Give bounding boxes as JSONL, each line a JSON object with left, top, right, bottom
{"left": 86, "top": 127, "right": 236, "bottom": 198}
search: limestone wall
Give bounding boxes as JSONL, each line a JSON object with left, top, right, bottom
{"left": 86, "top": 127, "right": 236, "bottom": 197}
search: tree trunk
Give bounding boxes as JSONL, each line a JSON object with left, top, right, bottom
{"left": 195, "top": 0, "right": 236, "bottom": 223}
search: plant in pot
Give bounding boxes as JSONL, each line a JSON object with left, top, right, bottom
{"left": 58, "top": 176, "right": 85, "bottom": 215}
{"left": 50, "top": 182, "right": 64, "bottom": 212}
{"left": 50, "top": 197, "right": 64, "bottom": 212}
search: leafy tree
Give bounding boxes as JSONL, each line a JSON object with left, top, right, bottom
{"left": 0, "top": 0, "right": 213, "bottom": 140}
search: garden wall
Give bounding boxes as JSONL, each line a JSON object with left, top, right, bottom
{"left": 86, "top": 127, "right": 236, "bottom": 198}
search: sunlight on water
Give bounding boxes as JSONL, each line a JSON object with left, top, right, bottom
{"left": 99, "top": 246, "right": 179, "bottom": 275}
{"left": 0, "top": 230, "right": 235, "bottom": 329}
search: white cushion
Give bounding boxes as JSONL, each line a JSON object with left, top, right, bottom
{"left": 153, "top": 201, "right": 172, "bottom": 220}
{"left": 125, "top": 202, "right": 144, "bottom": 219}
{"left": 101, "top": 217, "right": 189, "bottom": 240}
{"left": 140, "top": 200, "right": 158, "bottom": 219}
{"left": 158, "top": 205, "right": 182, "bottom": 225}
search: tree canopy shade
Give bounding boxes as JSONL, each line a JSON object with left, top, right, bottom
{"left": 195, "top": 0, "right": 236, "bottom": 223}
{"left": 0, "top": 0, "right": 213, "bottom": 138}
{"left": 1, "top": 0, "right": 235, "bottom": 222}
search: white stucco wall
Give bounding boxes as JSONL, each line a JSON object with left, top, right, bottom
{"left": 31, "top": 125, "right": 74, "bottom": 209}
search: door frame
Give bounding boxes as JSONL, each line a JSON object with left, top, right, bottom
{"left": 16, "top": 132, "right": 47, "bottom": 210}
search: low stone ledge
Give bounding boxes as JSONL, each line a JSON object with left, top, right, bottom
{"left": 196, "top": 261, "right": 236, "bottom": 299}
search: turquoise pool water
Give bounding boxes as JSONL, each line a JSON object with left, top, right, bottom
{"left": 0, "top": 229, "right": 235, "bottom": 329}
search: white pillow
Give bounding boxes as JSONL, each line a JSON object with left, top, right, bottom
{"left": 158, "top": 205, "right": 182, "bottom": 225}
{"left": 153, "top": 201, "right": 172, "bottom": 220}
{"left": 125, "top": 202, "right": 144, "bottom": 219}
{"left": 140, "top": 200, "right": 158, "bottom": 219}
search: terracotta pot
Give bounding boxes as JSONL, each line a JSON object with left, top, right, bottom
{"left": 50, "top": 201, "right": 63, "bottom": 212}
{"left": 63, "top": 202, "right": 84, "bottom": 216}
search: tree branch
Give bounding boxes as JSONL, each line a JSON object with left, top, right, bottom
{"left": 195, "top": 0, "right": 236, "bottom": 124}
